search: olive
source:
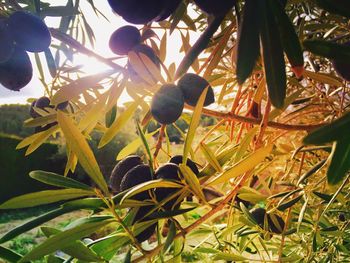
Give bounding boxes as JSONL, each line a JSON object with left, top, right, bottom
{"left": 193, "top": 0, "right": 236, "bottom": 16}
{"left": 169, "top": 155, "right": 199, "bottom": 175}
{"left": 109, "top": 26, "right": 141, "bottom": 55}
{"left": 150, "top": 84, "right": 184, "bottom": 125}
{"left": 177, "top": 73, "right": 214, "bottom": 107}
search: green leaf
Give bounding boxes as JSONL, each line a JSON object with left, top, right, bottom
{"left": 303, "top": 40, "right": 350, "bottom": 63}
{"left": 213, "top": 252, "right": 248, "bottom": 261}
{"left": 19, "top": 218, "right": 114, "bottom": 262}
{"left": 105, "top": 105, "right": 117, "bottom": 128}
{"left": 315, "top": 0, "right": 350, "bottom": 18}
{"left": 29, "top": 170, "right": 92, "bottom": 190}
{"left": 183, "top": 87, "right": 208, "bottom": 162}
{"left": 163, "top": 221, "right": 176, "bottom": 253}
{"left": 236, "top": 0, "right": 261, "bottom": 84}
{"left": 259, "top": 0, "right": 287, "bottom": 108}
{"left": 277, "top": 195, "right": 303, "bottom": 211}
{"left": 44, "top": 48, "right": 57, "bottom": 78}
{"left": 0, "top": 189, "right": 94, "bottom": 209}
{"left": 207, "top": 144, "right": 273, "bottom": 186}
{"left": 40, "top": 227, "right": 104, "bottom": 262}
{"left": 327, "top": 139, "right": 350, "bottom": 185}
{"left": 269, "top": 0, "right": 304, "bottom": 69}
{"left": 0, "top": 246, "right": 22, "bottom": 262}
{"left": 303, "top": 111, "right": 350, "bottom": 145}
{"left": 57, "top": 111, "right": 109, "bottom": 194}
{"left": 99, "top": 97, "right": 143, "bottom": 148}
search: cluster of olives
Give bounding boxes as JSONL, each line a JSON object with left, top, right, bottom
{"left": 250, "top": 207, "right": 285, "bottom": 234}
{"left": 29, "top": 96, "right": 68, "bottom": 133}
{"left": 151, "top": 73, "right": 215, "bottom": 125}
{"left": 107, "top": 0, "right": 236, "bottom": 25}
{"left": 0, "top": 11, "right": 51, "bottom": 91}
{"left": 109, "top": 154, "right": 199, "bottom": 242}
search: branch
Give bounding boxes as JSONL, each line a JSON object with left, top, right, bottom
{"left": 185, "top": 105, "right": 325, "bottom": 131}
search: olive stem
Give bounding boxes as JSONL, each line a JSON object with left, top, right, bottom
{"left": 153, "top": 124, "right": 166, "bottom": 159}
{"left": 184, "top": 105, "right": 326, "bottom": 131}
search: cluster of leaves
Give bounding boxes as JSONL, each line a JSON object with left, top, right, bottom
{"left": 1, "top": 0, "right": 350, "bottom": 262}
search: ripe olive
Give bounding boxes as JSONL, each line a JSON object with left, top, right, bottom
{"left": 107, "top": 0, "right": 163, "bottom": 24}
{"left": 0, "top": 48, "right": 32, "bottom": 91}
{"left": 193, "top": 0, "right": 236, "bottom": 16}
{"left": 332, "top": 42, "right": 350, "bottom": 81}
{"left": 109, "top": 26, "right": 141, "bottom": 55}
{"left": 109, "top": 155, "right": 143, "bottom": 193}
{"left": 120, "top": 164, "right": 153, "bottom": 200}
{"left": 177, "top": 73, "right": 214, "bottom": 107}
{"left": 132, "top": 206, "right": 157, "bottom": 242}
{"left": 154, "top": 163, "right": 182, "bottom": 210}
{"left": 250, "top": 208, "right": 285, "bottom": 234}
{"left": 8, "top": 11, "right": 51, "bottom": 52}
{"left": 150, "top": 84, "right": 184, "bottom": 125}
{"left": 0, "top": 19, "right": 14, "bottom": 63}
{"left": 155, "top": 0, "right": 182, "bottom": 21}
{"left": 169, "top": 155, "right": 199, "bottom": 176}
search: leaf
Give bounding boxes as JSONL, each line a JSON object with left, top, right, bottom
{"left": 57, "top": 111, "right": 109, "bottom": 194}
{"left": 40, "top": 227, "right": 103, "bottom": 262}
{"left": 297, "top": 159, "right": 327, "bottom": 185}
{"left": 327, "top": 139, "right": 350, "bottom": 185}
{"left": 120, "top": 179, "right": 182, "bottom": 203}
{"left": 44, "top": 48, "right": 57, "bottom": 78}
{"left": 163, "top": 221, "right": 176, "bottom": 253}
{"left": 26, "top": 125, "right": 59, "bottom": 155}
{"left": 99, "top": 97, "right": 143, "bottom": 148}
{"left": 277, "top": 195, "right": 303, "bottom": 211}
{"left": 29, "top": 170, "right": 92, "bottom": 191}
{"left": 259, "top": 0, "right": 286, "bottom": 108}
{"left": 199, "top": 142, "right": 222, "bottom": 173}
{"left": 117, "top": 130, "right": 158, "bottom": 160}
{"left": 183, "top": 87, "right": 208, "bottom": 162}
{"left": 51, "top": 70, "right": 113, "bottom": 105}
{"left": 236, "top": 0, "right": 261, "bottom": 84}
{"left": 106, "top": 105, "right": 117, "bottom": 128}
{"left": 179, "top": 164, "right": 207, "bottom": 204}
{"left": 303, "top": 40, "right": 350, "bottom": 63}
{"left": 207, "top": 144, "right": 273, "bottom": 186}
{"left": 234, "top": 127, "right": 258, "bottom": 162}
{"left": 303, "top": 70, "right": 343, "bottom": 87}
{"left": 303, "top": 111, "right": 350, "bottom": 144}
{"left": 19, "top": 218, "right": 114, "bottom": 262}
{"left": 213, "top": 252, "right": 248, "bottom": 261}
{"left": 315, "top": 0, "right": 350, "bottom": 18}
{"left": 0, "top": 246, "right": 22, "bottom": 262}
{"left": 0, "top": 189, "right": 94, "bottom": 209}
{"left": 269, "top": 0, "right": 304, "bottom": 70}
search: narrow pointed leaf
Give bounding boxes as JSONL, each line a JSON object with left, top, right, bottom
{"left": 236, "top": 0, "right": 261, "bottom": 84}
{"left": 207, "top": 144, "right": 273, "bottom": 186}
{"left": 199, "top": 143, "right": 222, "bottom": 172}
{"left": 260, "top": 1, "right": 286, "bottom": 108}
{"left": 0, "top": 189, "right": 94, "bottom": 209}
{"left": 303, "top": 111, "right": 350, "bottom": 144}
{"left": 179, "top": 164, "right": 207, "bottom": 204}
{"left": 315, "top": 0, "right": 350, "bottom": 18}
{"left": 29, "top": 170, "right": 92, "bottom": 190}
{"left": 0, "top": 246, "right": 22, "bottom": 262}
{"left": 303, "top": 40, "right": 350, "bottom": 63}
{"left": 19, "top": 219, "right": 114, "bottom": 262}
{"left": 327, "top": 139, "right": 350, "bottom": 185}
{"left": 57, "top": 111, "right": 108, "bottom": 194}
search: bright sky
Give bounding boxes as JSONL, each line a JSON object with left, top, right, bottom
{"left": 0, "top": 0, "right": 201, "bottom": 105}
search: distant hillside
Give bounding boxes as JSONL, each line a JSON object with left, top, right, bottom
{"left": 0, "top": 104, "right": 34, "bottom": 137}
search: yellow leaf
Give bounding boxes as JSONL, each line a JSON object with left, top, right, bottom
{"left": 207, "top": 144, "right": 273, "bottom": 186}
{"left": 183, "top": 87, "right": 208, "bottom": 162}
{"left": 24, "top": 114, "right": 57, "bottom": 127}
{"left": 26, "top": 125, "right": 60, "bottom": 155}
{"left": 200, "top": 142, "right": 222, "bottom": 172}
{"left": 128, "top": 51, "right": 155, "bottom": 86}
{"left": 117, "top": 130, "right": 158, "bottom": 160}
{"left": 303, "top": 70, "right": 343, "bottom": 87}
{"left": 179, "top": 164, "right": 207, "bottom": 204}
{"left": 51, "top": 70, "right": 113, "bottom": 105}
{"left": 57, "top": 111, "right": 108, "bottom": 194}
{"left": 99, "top": 97, "right": 143, "bottom": 148}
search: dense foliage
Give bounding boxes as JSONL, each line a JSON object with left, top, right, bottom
{"left": 1, "top": 0, "right": 350, "bottom": 262}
